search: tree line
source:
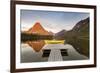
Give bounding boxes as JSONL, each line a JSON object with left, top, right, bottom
{"left": 21, "top": 33, "right": 53, "bottom": 42}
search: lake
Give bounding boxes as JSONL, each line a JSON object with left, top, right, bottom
{"left": 21, "top": 41, "right": 88, "bottom": 63}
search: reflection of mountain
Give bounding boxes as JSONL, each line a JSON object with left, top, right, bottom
{"left": 55, "top": 17, "right": 89, "bottom": 57}
{"left": 21, "top": 18, "right": 89, "bottom": 55}
{"left": 27, "top": 40, "right": 45, "bottom": 52}
{"left": 27, "top": 22, "right": 51, "bottom": 35}
{"left": 21, "top": 22, "right": 53, "bottom": 52}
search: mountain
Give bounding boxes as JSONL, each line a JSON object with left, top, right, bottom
{"left": 54, "top": 29, "right": 67, "bottom": 39}
{"left": 54, "top": 17, "right": 89, "bottom": 57}
{"left": 55, "top": 29, "right": 67, "bottom": 36}
{"left": 21, "top": 22, "right": 53, "bottom": 42}
{"left": 55, "top": 17, "right": 89, "bottom": 39}
{"left": 21, "top": 22, "right": 53, "bottom": 52}
{"left": 72, "top": 17, "right": 89, "bottom": 33}
{"left": 49, "top": 31, "right": 54, "bottom": 35}
{"left": 27, "top": 22, "right": 51, "bottom": 35}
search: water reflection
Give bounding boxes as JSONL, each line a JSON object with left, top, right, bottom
{"left": 21, "top": 42, "right": 88, "bottom": 63}
{"left": 26, "top": 40, "right": 45, "bottom": 52}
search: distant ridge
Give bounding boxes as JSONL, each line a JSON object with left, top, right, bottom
{"left": 55, "top": 17, "right": 89, "bottom": 39}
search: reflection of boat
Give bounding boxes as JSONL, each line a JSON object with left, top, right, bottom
{"left": 44, "top": 40, "right": 65, "bottom": 44}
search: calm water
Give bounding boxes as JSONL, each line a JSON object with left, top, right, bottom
{"left": 21, "top": 42, "right": 88, "bottom": 63}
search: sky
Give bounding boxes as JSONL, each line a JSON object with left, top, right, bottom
{"left": 21, "top": 9, "right": 89, "bottom": 33}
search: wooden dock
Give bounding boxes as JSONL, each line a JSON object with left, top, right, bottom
{"left": 48, "top": 49, "right": 63, "bottom": 61}
{"left": 42, "top": 44, "right": 88, "bottom": 61}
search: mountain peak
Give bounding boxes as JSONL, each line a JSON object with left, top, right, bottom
{"left": 55, "top": 29, "right": 67, "bottom": 38}
{"left": 33, "top": 22, "right": 41, "bottom": 27}
{"left": 28, "top": 22, "right": 51, "bottom": 35}
{"left": 72, "top": 17, "right": 89, "bottom": 31}
{"left": 31, "top": 22, "right": 44, "bottom": 30}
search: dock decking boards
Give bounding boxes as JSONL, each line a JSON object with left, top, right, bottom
{"left": 48, "top": 49, "right": 63, "bottom": 61}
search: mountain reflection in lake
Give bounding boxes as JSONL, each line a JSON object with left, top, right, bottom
{"left": 27, "top": 40, "right": 45, "bottom": 52}
{"left": 21, "top": 40, "right": 88, "bottom": 63}
{"left": 21, "top": 40, "right": 48, "bottom": 63}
